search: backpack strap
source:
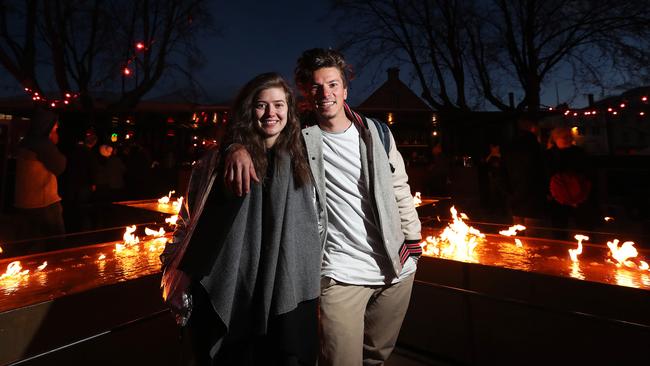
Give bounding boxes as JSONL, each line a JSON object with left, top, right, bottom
{"left": 369, "top": 117, "right": 391, "bottom": 156}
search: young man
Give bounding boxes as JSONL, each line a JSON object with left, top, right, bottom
{"left": 225, "top": 48, "right": 422, "bottom": 365}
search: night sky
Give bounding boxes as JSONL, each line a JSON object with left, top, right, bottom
{"left": 0, "top": 0, "right": 593, "bottom": 109}
{"left": 190, "top": 0, "right": 407, "bottom": 106}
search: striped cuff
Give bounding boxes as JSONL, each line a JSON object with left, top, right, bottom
{"left": 399, "top": 240, "right": 423, "bottom": 265}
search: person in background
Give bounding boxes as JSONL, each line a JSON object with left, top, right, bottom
{"left": 546, "top": 127, "right": 597, "bottom": 239}
{"left": 224, "top": 49, "right": 422, "bottom": 366}
{"left": 161, "top": 72, "right": 321, "bottom": 365}
{"left": 484, "top": 142, "right": 508, "bottom": 219}
{"left": 63, "top": 129, "right": 98, "bottom": 232}
{"left": 502, "top": 116, "right": 548, "bottom": 236}
{"left": 14, "top": 107, "right": 66, "bottom": 240}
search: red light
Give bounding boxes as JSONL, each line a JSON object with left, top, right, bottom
{"left": 640, "top": 112, "right": 645, "bottom": 116}
{"left": 620, "top": 103, "right": 626, "bottom": 108}
{"left": 573, "top": 112, "right": 578, "bottom": 116}
{"left": 123, "top": 67, "right": 132, "bottom": 76}
{"left": 548, "top": 107, "right": 554, "bottom": 111}
{"left": 592, "top": 111, "right": 597, "bottom": 115}
{"left": 34, "top": 92, "right": 39, "bottom": 96}
{"left": 63, "top": 100, "right": 69, "bottom": 105}
{"left": 135, "top": 42, "right": 145, "bottom": 50}
{"left": 607, "top": 107, "right": 613, "bottom": 112}
{"left": 65, "top": 93, "right": 71, "bottom": 98}
{"left": 613, "top": 111, "right": 618, "bottom": 115}
{"left": 50, "top": 102, "right": 56, "bottom": 107}
{"left": 564, "top": 110, "right": 570, "bottom": 116}
{"left": 642, "top": 96, "right": 648, "bottom": 102}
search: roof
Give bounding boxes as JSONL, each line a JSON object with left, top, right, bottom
{"left": 356, "top": 68, "right": 433, "bottom": 112}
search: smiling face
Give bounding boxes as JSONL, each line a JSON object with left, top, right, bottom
{"left": 255, "top": 87, "right": 288, "bottom": 148}
{"left": 308, "top": 67, "right": 348, "bottom": 127}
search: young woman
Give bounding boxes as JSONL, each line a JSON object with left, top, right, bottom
{"left": 161, "top": 73, "right": 320, "bottom": 365}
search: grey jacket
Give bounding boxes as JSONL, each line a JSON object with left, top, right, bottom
{"left": 301, "top": 118, "right": 421, "bottom": 277}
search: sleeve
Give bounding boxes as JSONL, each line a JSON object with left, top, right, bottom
{"left": 387, "top": 131, "right": 421, "bottom": 242}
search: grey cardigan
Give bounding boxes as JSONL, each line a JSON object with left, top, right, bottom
{"left": 301, "top": 118, "right": 421, "bottom": 277}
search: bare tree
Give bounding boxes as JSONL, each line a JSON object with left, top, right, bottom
{"left": 334, "top": 0, "right": 650, "bottom": 111}
{"left": 335, "top": 0, "right": 473, "bottom": 111}
{"left": 0, "top": 0, "right": 212, "bottom": 114}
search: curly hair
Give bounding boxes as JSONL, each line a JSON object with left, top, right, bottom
{"left": 294, "top": 48, "right": 354, "bottom": 96}
{"left": 224, "top": 72, "right": 311, "bottom": 187}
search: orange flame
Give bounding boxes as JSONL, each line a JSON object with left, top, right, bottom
{"left": 607, "top": 239, "right": 638, "bottom": 267}
{"left": 122, "top": 225, "right": 140, "bottom": 246}
{"left": 422, "top": 206, "right": 485, "bottom": 262}
{"left": 413, "top": 192, "right": 422, "bottom": 206}
{"left": 569, "top": 234, "right": 589, "bottom": 262}
{"left": 158, "top": 190, "right": 176, "bottom": 205}
{"left": 1, "top": 261, "right": 30, "bottom": 279}
{"left": 165, "top": 215, "right": 179, "bottom": 226}
{"left": 145, "top": 227, "right": 166, "bottom": 237}
{"left": 499, "top": 225, "right": 526, "bottom": 237}
{"left": 37, "top": 261, "right": 47, "bottom": 271}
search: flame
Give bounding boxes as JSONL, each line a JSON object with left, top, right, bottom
{"left": 172, "top": 196, "right": 184, "bottom": 213}
{"left": 499, "top": 225, "right": 526, "bottom": 237}
{"left": 421, "top": 206, "right": 485, "bottom": 262}
{"left": 0, "top": 245, "right": 3, "bottom": 254}
{"left": 604, "top": 216, "right": 614, "bottom": 222}
{"left": 158, "top": 190, "right": 176, "bottom": 205}
{"left": 413, "top": 192, "right": 422, "bottom": 206}
{"left": 607, "top": 239, "right": 638, "bottom": 267}
{"left": 514, "top": 238, "right": 523, "bottom": 248}
{"left": 37, "top": 261, "right": 48, "bottom": 271}
{"left": 640, "top": 261, "right": 649, "bottom": 271}
{"left": 122, "top": 225, "right": 140, "bottom": 246}
{"left": 98, "top": 254, "right": 106, "bottom": 260}
{"left": 166, "top": 215, "right": 178, "bottom": 226}
{"left": 145, "top": 227, "right": 166, "bottom": 237}
{"left": 569, "top": 235, "right": 589, "bottom": 262}
{"left": 1, "top": 261, "right": 30, "bottom": 279}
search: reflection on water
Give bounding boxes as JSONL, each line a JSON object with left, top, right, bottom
{"left": 0, "top": 237, "right": 167, "bottom": 312}
{"left": 422, "top": 227, "right": 650, "bottom": 291}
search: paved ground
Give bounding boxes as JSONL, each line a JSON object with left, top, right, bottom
{"left": 386, "top": 347, "right": 452, "bottom": 366}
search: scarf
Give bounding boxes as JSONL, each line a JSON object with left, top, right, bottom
{"left": 180, "top": 150, "right": 321, "bottom": 357}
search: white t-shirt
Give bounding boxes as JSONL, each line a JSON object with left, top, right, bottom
{"left": 320, "top": 125, "right": 415, "bottom": 285}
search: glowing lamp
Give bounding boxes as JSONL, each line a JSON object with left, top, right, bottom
{"left": 123, "top": 67, "right": 132, "bottom": 76}
{"left": 135, "top": 42, "right": 145, "bottom": 50}
{"left": 620, "top": 103, "right": 626, "bottom": 108}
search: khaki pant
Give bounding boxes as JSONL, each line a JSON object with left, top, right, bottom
{"left": 319, "top": 274, "right": 415, "bottom": 366}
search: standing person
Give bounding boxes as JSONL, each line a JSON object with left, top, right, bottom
{"left": 502, "top": 116, "right": 548, "bottom": 236}
{"left": 14, "top": 107, "right": 66, "bottom": 240}
{"left": 63, "top": 130, "right": 98, "bottom": 232}
{"left": 225, "top": 49, "right": 422, "bottom": 366}
{"left": 546, "top": 127, "right": 596, "bottom": 238}
{"left": 161, "top": 73, "right": 321, "bottom": 365}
